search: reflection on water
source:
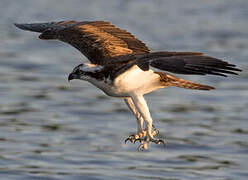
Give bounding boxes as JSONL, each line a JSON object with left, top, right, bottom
{"left": 1, "top": 0, "right": 248, "bottom": 179}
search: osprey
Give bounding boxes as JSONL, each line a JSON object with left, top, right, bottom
{"left": 15, "top": 21, "right": 241, "bottom": 151}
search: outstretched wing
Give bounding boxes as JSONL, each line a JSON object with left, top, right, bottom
{"left": 15, "top": 21, "right": 150, "bottom": 65}
{"left": 111, "top": 51, "right": 242, "bottom": 77}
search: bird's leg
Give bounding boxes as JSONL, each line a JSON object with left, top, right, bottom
{"left": 131, "top": 95, "right": 165, "bottom": 151}
{"left": 124, "top": 98, "right": 146, "bottom": 144}
{"left": 124, "top": 98, "right": 158, "bottom": 144}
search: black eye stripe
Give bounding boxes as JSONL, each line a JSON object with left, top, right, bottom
{"left": 74, "top": 69, "right": 86, "bottom": 75}
{"left": 76, "top": 70, "right": 82, "bottom": 74}
{"left": 73, "top": 64, "right": 84, "bottom": 73}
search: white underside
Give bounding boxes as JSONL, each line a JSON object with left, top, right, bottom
{"left": 88, "top": 65, "right": 164, "bottom": 98}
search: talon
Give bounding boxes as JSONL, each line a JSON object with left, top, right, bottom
{"left": 138, "top": 143, "right": 148, "bottom": 151}
{"left": 138, "top": 145, "right": 143, "bottom": 152}
{"left": 157, "top": 139, "right": 165, "bottom": 145}
{"left": 129, "top": 134, "right": 135, "bottom": 139}
{"left": 152, "top": 128, "right": 159, "bottom": 136}
{"left": 125, "top": 135, "right": 135, "bottom": 144}
{"left": 125, "top": 131, "right": 147, "bottom": 145}
{"left": 125, "top": 130, "right": 165, "bottom": 150}
{"left": 124, "top": 137, "right": 131, "bottom": 144}
{"left": 134, "top": 134, "right": 140, "bottom": 139}
{"left": 155, "top": 129, "right": 159, "bottom": 135}
{"left": 152, "top": 139, "right": 166, "bottom": 145}
{"left": 134, "top": 138, "right": 142, "bottom": 143}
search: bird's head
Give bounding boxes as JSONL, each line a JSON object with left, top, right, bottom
{"left": 68, "top": 63, "right": 103, "bottom": 82}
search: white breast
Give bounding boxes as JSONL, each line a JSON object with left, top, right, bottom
{"left": 113, "top": 65, "right": 163, "bottom": 96}
{"left": 87, "top": 65, "right": 164, "bottom": 98}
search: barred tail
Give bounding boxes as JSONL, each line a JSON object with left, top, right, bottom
{"left": 155, "top": 72, "right": 215, "bottom": 90}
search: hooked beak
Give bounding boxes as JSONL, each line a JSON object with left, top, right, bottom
{"left": 68, "top": 73, "right": 78, "bottom": 82}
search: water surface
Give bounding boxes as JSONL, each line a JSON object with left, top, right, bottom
{"left": 1, "top": 0, "right": 248, "bottom": 179}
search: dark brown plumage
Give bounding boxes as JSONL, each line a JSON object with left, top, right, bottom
{"left": 15, "top": 21, "right": 150, "bottom": 65}
{"left": 14, "top": 21, "right": 241, "bottom": 77}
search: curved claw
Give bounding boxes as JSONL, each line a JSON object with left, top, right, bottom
{"left": 124, "top": 137, "right": 131, "bottom": 144}
{"left": 125, "top": 137, "right": 133, "bottom": 144}
{"left": 152, "top": 139, "right": 166, "bottom": 145}
{"left": 137, "top": 143, "right": 148, "bottom": 151}
{"left": 125, "top": 134, "right": 137, "bottom": 144}
{"left": 155, "top": 128, "right": 159, "bottom": 135}
{"left": 134, "top": 138, "right": 143, "bottom": 144}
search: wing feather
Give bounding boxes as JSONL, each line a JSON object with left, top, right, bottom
{"left": 15, "top": 21, "right": 150, "bottom": 65}
{"left": 150, "top": 55, "right": 241, "bottom": 77}
{"left": 117, "top": 51, "right": 242, "bottom": 77}
{"left": 15, "top": 22, "right": 241, "bottom": 77}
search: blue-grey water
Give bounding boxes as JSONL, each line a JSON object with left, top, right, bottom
{"left": 1, "top": 0, "right": 248, "bottom": 179}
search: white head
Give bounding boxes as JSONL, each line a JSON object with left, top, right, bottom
{"left": 68, "top": 63, "right": 103, "bottom": 81}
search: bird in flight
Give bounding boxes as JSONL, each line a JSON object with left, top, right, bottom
{"left": 15, "top": 21, "right": 241, "bottom": 151}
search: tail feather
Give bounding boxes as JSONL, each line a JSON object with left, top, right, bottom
{"left": 155, "top": 72, "right": 215, "bottom": 90}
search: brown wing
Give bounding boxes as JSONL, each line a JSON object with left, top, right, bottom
{"left": 15, "top": 21, "right": 150, "bottom": 65}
